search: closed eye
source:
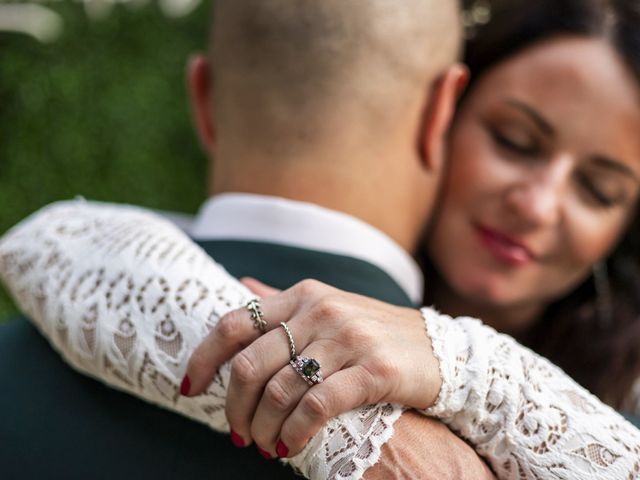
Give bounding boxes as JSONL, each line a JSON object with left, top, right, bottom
{"left": 576, "top": 172, "right": 616, "bottom": 208}
{"left": 490, "top": 128, "right": 541, "bottom": 157}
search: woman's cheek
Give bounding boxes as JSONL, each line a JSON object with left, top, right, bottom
{"left": 445, "top": 148, "right": 490, "bottom": 200}
{"left": 562, "top": 210, "right": 627, "bottom": 272}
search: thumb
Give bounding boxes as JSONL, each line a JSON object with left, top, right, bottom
{"left": 240, "top": 277, "right": 281, "bottom": 297}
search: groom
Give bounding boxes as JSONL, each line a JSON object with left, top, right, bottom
{"left": 0, "top": 0, "right": 494, "bottom": 478}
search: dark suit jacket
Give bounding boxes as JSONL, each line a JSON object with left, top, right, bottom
{"left": 0, "top": 240, "right": 414, "bottom": 479}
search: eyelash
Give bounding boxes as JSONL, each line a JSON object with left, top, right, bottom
{"left": 576, "top": 173, "right": 616, "bottom": 208}
{"left": 489, "top": 127, "right": 618, "bottom": 208}
{"left": 490, "top": 129, "right": 541, "bottom": 157}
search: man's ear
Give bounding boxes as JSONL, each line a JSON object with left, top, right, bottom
{"left": 186, "top": 54, "right": 215, "bottom": 154}
{"left": 420, "top": 63, "right": 468, "bottom": 172}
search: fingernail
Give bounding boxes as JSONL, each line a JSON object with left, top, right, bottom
{"left": 276, "top": 439, "right": 289, "bottom": 458}
{"left": 180, "top": 375, "right": 191, "bottom": 396}
{"left": 257, "top": 447, "right": 272, "bottom": 459}
{"left": 230, "top": 430, "right": 245, "bottom": 448}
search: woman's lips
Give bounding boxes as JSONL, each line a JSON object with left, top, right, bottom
{"left": 474, "top": 224, "right": 535, "bottom": 266}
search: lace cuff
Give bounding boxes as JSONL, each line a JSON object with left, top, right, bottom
{"left": 0, "top": 200, "right": 402, "bottom": 480}
{"left": 290, "top": 403, "right": 403, "bottom": 479}
{"left": 419, "top": 307, "right": 640, "bottom": 479}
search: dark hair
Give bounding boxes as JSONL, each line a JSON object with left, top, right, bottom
{"left": 459, "top": 0, "right": 640, "bottom": 409}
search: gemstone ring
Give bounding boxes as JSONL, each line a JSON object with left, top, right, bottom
{"left": 290, "top": 355, "right": 323, "bottom": 386}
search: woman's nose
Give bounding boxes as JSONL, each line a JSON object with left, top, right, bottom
{"left": 504, "top": 159, "right": 571, "bottom": 228}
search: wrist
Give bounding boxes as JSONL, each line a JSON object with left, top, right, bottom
{"left": 417, "top": 307, "right": 446, "bottom": 410}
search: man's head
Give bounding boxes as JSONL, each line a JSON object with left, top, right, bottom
{"left": 188, "top": 0, "right": 466, "bottom": 252}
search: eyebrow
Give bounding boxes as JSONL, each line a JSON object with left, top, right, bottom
{"left": 504, "top": 99, "right": 639, "bottom": 183}
{"left": 593, "top": 155, "right": 640, "bottom": 183}
{"left": 504, "top": 99, "right": 555, "bottom": 136}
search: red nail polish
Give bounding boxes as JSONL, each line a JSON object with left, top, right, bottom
{"left": 180, "top": 375, "right": 191, "bottom": 396}
{"left": 276, "top": 439, "right": 289, "bottom": 458}
{"left": 257, "top": 447, "right": 272, "bottom": 459}
{"left": 230, "top": 430, "right": 245, "bottom": 448}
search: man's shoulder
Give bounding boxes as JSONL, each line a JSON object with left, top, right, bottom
{"left": 0, "top": 314, "right": 297, "bottom": 479}
{"left": 0, "top": 314, "right": 32, "bottom": 339}
{"left": 624, "top": 413, "right": 640, "bottom": 428}
{"left": 1, "top": 313, "right": 26, "bottom": 324}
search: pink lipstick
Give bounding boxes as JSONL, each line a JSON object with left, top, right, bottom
{"left": 475, "top": 225, "right": 534, "bottom": 266}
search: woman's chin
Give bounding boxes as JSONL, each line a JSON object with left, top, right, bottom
{"left": 450, "top": 272, "right": 525, "bottom": 309}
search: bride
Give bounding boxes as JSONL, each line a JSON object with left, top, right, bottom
{"left": 2, "top": 0, "right": 640, "bottom": 478}
{"left": 180, "top": 1, "right": 640, "bottom": 474}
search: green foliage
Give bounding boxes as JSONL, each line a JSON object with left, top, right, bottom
{"left": 0, "top": 2, "right": 211, "bottom": 320}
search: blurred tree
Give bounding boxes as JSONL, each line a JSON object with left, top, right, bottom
{"left": 0, "top": 1, "right": 211, "bottom": 320}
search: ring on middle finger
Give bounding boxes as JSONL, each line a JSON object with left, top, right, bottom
{"left": 279, "top": 322, "right": 297, "bottom": 360}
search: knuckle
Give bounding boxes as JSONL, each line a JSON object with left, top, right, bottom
{"left": 354, "top": 363, "right": 377, "bottom": 387}
{"left": 264, "top": 379, "right": 293, "bottom": 412}
{"left": 310, "top": 296, "right": 342, "bottom": 322}
{"left": 230, "top": 351, "right": 258, "bottom": 386}
{"left": 366, "top": 357, "right": 397, "bottom": 381}
{"left": 338, "top": 322, "right": 368, "bottom": 348}
{"left": 295, "top": 279, "right": 322, "bottom": 297}
{"left": 301, "top": 390, "right": 331, "bottom": 421}
{"left": 216, "top": 311, "right": 242, "bottom": 340}
{"left": 357, "top": 359, "right": 397, "bottom": 402}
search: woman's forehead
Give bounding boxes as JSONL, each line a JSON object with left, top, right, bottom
{"left": 474, "top": 36, "right": 637, "bottom": 104}
{"left": 467, "top": 35, "right": 640, "bottom": 174}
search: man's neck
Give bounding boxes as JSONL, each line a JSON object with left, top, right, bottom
{"left": 211, "top": 161, "right": 425, "bottom": 254}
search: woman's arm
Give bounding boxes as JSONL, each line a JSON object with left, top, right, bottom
{"left": 421, "top": 308, "right": 640, "bottom": 479}
{"left": 0, "top": 200, "right": 492, "bottom": 480}
{"left": 185, "top": 280, "right": 640, "bottom": 479}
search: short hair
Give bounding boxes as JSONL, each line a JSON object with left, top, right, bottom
{"left": 209, "top": 0, "right": 461, "bottom": 158}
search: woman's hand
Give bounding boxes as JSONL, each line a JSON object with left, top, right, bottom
{"left": 181, "top": 279, "right": 442, "bottom": 458}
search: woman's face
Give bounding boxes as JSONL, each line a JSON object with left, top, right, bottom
{"left": 428, "top": 36, "right": 640, "bottom": 321}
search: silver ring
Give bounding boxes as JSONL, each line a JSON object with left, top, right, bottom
{"left": 280, "top": 322, "right": 296, "bottom": 360}
{"left": 246, "top": 299, "right": 267, "bottom": 332}
{"left": 290, "top": 355, "right": 323, "bottom": 386}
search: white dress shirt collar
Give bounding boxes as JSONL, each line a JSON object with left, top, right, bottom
{"left": 190, "top": 193, "right": 423, "bottom": 303}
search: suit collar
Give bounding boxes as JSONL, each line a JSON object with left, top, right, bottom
{"left": 190, "top": 193, "right": 423, "bottom": 303}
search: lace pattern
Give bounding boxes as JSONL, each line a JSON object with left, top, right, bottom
{"left": 0, "top": 200, "right": 402, "bottom": 480}
{"left": 421, "top": 308, "right": 640, "bottom": 480}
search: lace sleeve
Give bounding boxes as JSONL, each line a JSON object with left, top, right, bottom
{"left": 420, "top": 307, "right": 640, "bottom": 479}
{"left": 0, "top": 200, "right": 402, "bottom": 480}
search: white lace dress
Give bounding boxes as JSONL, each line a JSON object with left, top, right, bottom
{"left": 1, "top": 200, "right": 639, "bottom": 480}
